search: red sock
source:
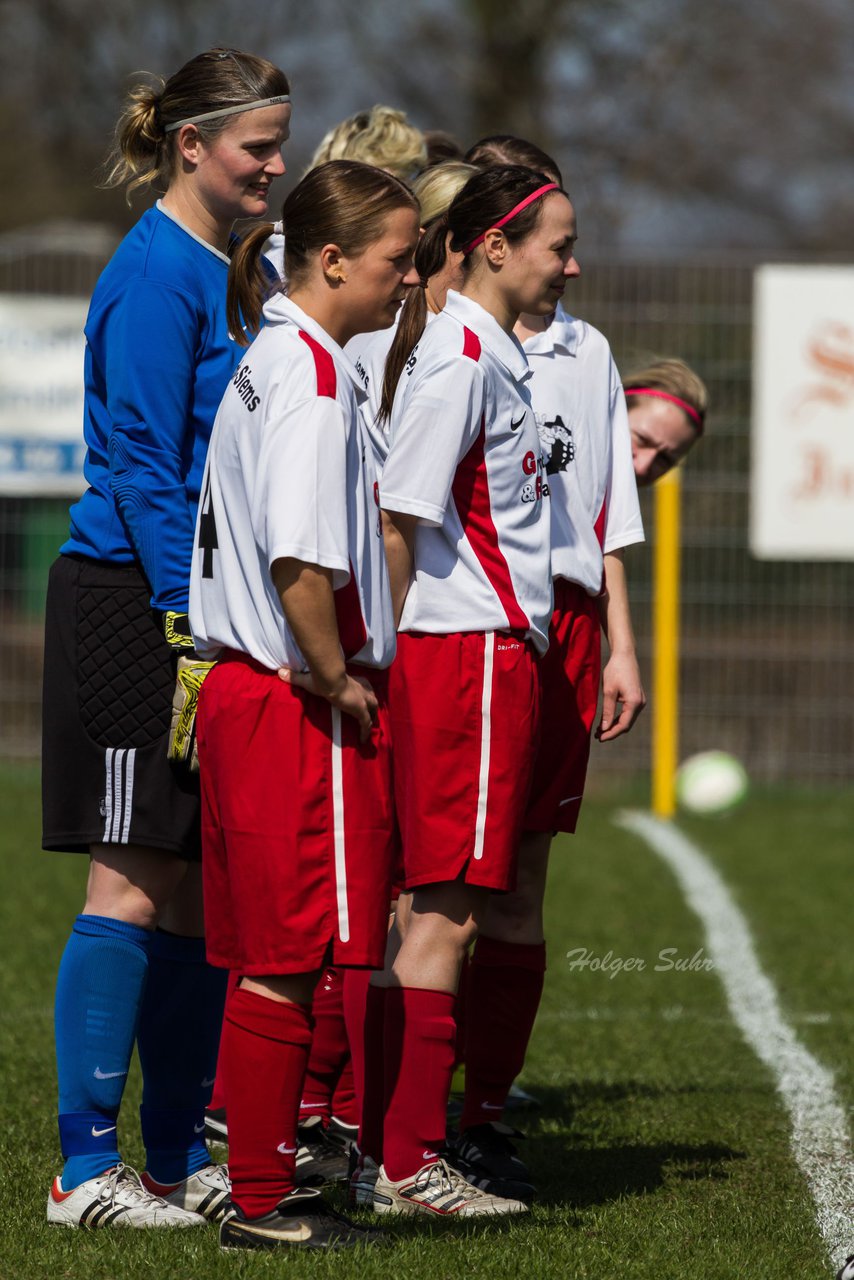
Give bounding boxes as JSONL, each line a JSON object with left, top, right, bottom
{"left": 299, "top": 967, "right": 349, "bottom": 1125}
{"left": 220, "top": 986, "right": 313, "bottom": 1218}
{"left": 459, "top": 938, "right": 546, "bottom": 1132}
{"left": 208, "top": 971, "right": 240, "bottom": 1112}
{"left": 452, "top": 952, "right": 470, "bottom": 1068}
{"left": 382, "top": 987, "right": 456, "bottom": 1181}
{"left": 356, "top": 982, "right": 387, "bottom": 1163}
{"left": 331, "top": 1058, "right": 357, "bottom": 1126}
{"left": 341, "top": 969, "right": 371, "bottom": 1126}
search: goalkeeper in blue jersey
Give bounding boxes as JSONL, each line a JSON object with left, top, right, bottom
{"left": 42, "top": 47, "right": 291, "bottom": 1230}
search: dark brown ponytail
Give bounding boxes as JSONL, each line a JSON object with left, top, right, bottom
{"left": 379, "top": 215, "right": 451, "bottom": 424}
{"left": 226, "top": 222, "right": 278, "bottom": 346}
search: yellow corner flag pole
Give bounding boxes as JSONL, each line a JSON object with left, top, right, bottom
{"left": 651, "top": 467, "right": 682, "bottom": 818}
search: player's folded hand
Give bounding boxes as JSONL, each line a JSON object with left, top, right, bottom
{"left": 168, "top": 654, "right": 215, "bottom": 771}
{"left": 278, "top": 667, "right": 377, "bottom": 743}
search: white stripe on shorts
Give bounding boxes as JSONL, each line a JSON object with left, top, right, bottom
{"left": 330, "top": 708, "right": 351, "bottom": 943}
{"left": 102, "top": 748, "right": 136, "bottom": 844}
{"left": 473, "top": 633, "right": 495, "bottom": 861}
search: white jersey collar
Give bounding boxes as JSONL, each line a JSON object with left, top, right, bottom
{"left": 154, "top": 200, "right": 232, "bottom": 265}
{"left": 521, "top": 302, "right": 581, "bottom": 357}
{"left": 443, "top": 291, "right": 531, "bottom": 382}
{"left": 263, "top": 293, "right": 367, "bottom": 401}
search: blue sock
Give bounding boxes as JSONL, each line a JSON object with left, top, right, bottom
{"left": 55, "top": 914, "right": 152, "bottom": 1189}
{"left": 137, "top": 930, "right": 228, "bottom": 1183}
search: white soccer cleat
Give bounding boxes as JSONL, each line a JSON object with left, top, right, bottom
{"left": 141, "top": 1162, "right": 231, "bottom": 1220}
{"left": 47, "top": 1162, "right": 206, "bottom": 1228}
{"left": 372, "top": 1157, "right": 530, "bottom": 1217}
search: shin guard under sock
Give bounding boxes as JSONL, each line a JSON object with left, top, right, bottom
{"left": 459, "top": 937, "right": 546, "bottom": 1132}
{"left": 55, "top": 914, "right": 152, "bottom": 1189}
{"left": 382, "top": 987, "right": 456, "bottom": 1181}
{"left": 220, "top": 986, "right": 313, "bottom": 1218}
{"left": 137, "top": 930, "right": 228, "bottom": 1182}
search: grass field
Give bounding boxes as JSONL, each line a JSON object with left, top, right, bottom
{"left": 2, "top": 762, "right": 853, "bottom": 1279}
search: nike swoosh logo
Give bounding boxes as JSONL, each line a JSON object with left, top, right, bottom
{"left": 559, "top": 794, "right": 583, "bottom": 807}
{"left": 194, "top": 1122, "right": 206, "bottom": 1134}
{"left": 93, "top": 1067, "right": 128, "bottom": 1080}
{"left": 91, "top": 1125, "right": 117, "bottom": 1137}
{"left": 510, "top": 414, "right": 526, "bottom": 431}
{"left": 200, "top": 1077, "right": 216, "bottom": 1088}
{"left": 231, "top": 1222, "right": 312, "bottom": 1242}
{"left": 277, "top": 1143, "right": 298, "bottom": 1155}
{"left": 480, "top": 1103, "right": 504, "bottom": 1110}
{"left": 422, "top": 1149, "right": 438, "bottom": 1161}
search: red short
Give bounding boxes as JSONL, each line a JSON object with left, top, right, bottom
{"left": 197, "top": 653, "right": 395, "bottom": 974}
{"left": 524, "top": 579, "right": 601, "bottom": 834}
{"left": 389, "top": 631, "right": 540, "bottom": 892}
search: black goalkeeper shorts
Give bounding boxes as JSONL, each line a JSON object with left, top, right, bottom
{"left": 41, "top": 553, "right": 201, "bottom": 860}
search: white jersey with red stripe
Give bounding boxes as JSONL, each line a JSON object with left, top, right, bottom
{"left": 381, "top": 290, "right": 553, "bottom": 654}
{"left": 346, "top": 310, "right": 440, "bottom": 474}
{"left": 346, "top": 321, "right": 397, "bottom": 471}
{"left": 523, "top": 304, "right": 644, "bottom": 593}
{"left": 189, "top": 293, "right": 395, "bottom": 672}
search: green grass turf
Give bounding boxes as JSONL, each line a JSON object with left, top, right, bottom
{"left": 0, "top": 763, "right": 849, "bottom": 1278}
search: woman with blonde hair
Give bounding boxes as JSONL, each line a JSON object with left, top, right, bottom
{"left": 43, "top": 46, "right": 291, "bottom": 1229}
{"left": 623, "top": 357, "right": 707, "bottom": 484}
{"left": 308, "top": 104, "right": 427, "bottom": 181}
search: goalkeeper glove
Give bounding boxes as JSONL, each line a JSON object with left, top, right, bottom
{"left": 161, "top": 612, "right": 214, "bottom": 772}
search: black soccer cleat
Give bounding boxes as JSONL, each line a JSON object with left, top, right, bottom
{"left": 450, "top": 1121, "right": 536, "bottom": 1202}
{"left": 295, "top": 1115, "right": 352, "bottom": 1185}
{"left": 220, "top": 1184, "right": 384, "bottom": 1251}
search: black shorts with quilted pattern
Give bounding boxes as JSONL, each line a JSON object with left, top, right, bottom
{"left": 41, "top": 553, "right": 201, "bottom": 859}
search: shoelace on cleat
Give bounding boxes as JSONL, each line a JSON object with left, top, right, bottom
{"left": 413, "top": 1158, "right": 489, "bottom": 1202}
{"left": 202, "top": 1164, "right": 230, "bottom": 1191}
{"left": 99, "top": 1164, "right": 169, "bottom": 1208}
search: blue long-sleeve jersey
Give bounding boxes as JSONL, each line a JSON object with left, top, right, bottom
{"left": 64, "top": 203, "right": 243, "bottom": 612}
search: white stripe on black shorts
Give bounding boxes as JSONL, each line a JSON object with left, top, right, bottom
{"left": 41, "top": 554, "right": 201, "bottom": 859}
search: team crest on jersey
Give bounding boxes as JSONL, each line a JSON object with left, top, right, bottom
{"left": 536, "top": 412, "right": 575, "bottom": 474}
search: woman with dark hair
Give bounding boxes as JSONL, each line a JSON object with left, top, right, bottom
{"left": 189, "top": 159, "right": 420, "bottom": 1251}
{"left": 448, "top": 136, "right": 646, "bottom": 1207}
{"left": 363, "top": 164, "right": 577, "bottom": 1219}
{"left": 43, "top": 47, "right": 291, "bottom": 1229}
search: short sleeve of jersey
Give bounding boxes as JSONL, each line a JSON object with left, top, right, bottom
{"left": 603, "top": 358, "right": 644, "bottom": 554}
{"left": 381, "top": 354, "right": 485, "bottom": 526}
{"left": 105, "top": 278, "right": 201, "bottom": 609}
{"left": 255, "top": 389, "right": 351, "bottom": 584}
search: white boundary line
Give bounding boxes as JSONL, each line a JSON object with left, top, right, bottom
{"left": 616, "top": 808, "right": 854, "bottom": 1272}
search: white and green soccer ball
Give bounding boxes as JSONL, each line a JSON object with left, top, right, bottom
{"left": 675, "top": 750, "right": 749, "bottom": 816}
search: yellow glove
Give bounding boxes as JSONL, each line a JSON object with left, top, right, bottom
{"left": 168, "top": 654, "right": 215, "bottom": 772}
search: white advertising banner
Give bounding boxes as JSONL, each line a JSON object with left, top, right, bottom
{"left": 751, "top": 265, "right": 854, "bottom": 560}
{"left": 0, "top": 294, "right": 87, "bottom": 495}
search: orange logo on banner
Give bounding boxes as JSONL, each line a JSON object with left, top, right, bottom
{"left": 789, "top": 321, "right": 854, "bottom": 502}
{"left": 791, "top": 321, "right": 854, "bottom": 421}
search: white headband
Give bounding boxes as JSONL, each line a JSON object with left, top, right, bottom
{"left": 165, "top": 95, "right": 291, "bottom": 133}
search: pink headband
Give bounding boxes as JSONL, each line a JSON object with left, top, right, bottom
{"left": 625, "top": 387, "right": 704, "bottom": 433}
{"left": 462, "top": 182, "right": 560, "bottom": 255}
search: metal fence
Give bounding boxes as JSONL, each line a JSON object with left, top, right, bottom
{"left": 1, "top": 238, "right": 852, "bottom": 783}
